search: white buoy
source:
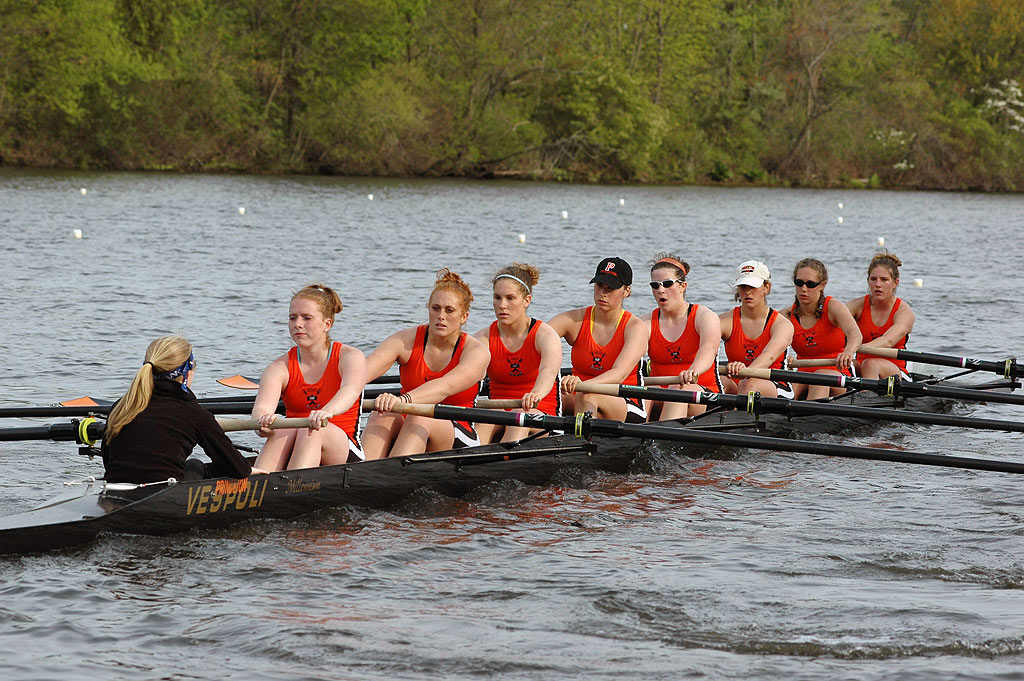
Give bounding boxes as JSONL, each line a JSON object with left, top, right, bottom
{"left": 619, "top": 198, "right": 625, "bottom": 206}
{"left": 561, "top": 210, "right": 568, "bottom": 219}
{"left": 517, "top": 234, "right": 526, "bottom": 243}
{"left": 80, "top": 188, "right": 87, "bottom": 195}
{"left": 367, "top": 193, "right": 374, "bottom": 201}
{"left": 913, "top": 278, "right": 923, "bottom": 287}
{"left": 837, "top": 216, "right": 844, "bottom": 224}
{"left": 238, "top": 206, "right": 245, "bottom": 215}
{"left": 877, "top": 237, "right": 885, "bottom": 247}
{"left": 837, "top": 201, "right": 843, "bottom": 209}
{"left": 73, "top": 229, "right": 82, "bottom": 239}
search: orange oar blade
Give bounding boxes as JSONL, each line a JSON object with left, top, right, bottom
{"left": 217, "top": 375, "right": 260, "bottom": 390}
{"left": 60, "top": 397, "right": 102, "bottom": 407}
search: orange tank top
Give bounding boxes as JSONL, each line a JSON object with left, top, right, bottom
{"left": 400, "top": 325, "right": 480, "bottom": 408}
{"left": 570, "top": 307, "right": 641, "bottom": 385}
{"left": 791, "top": 296, "right": 851, "bottom": 374}
{"left": 282, "top": 341, "right": 360, "bottom": 439}
{"left": 648, "top": 305, "right": 721, "bottom": 392}
{"left": 724, "top": 307, "right": 785, "bottom": 370}
{"left": 487, "top": 319, "right": 560, "bottom": 415}
{"left": 856, "top": 295, "right": 909, "bottom": 372}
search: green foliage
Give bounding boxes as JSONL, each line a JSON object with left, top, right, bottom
{"left": 0, "top": 0, "right": 1021, "bottom": 188}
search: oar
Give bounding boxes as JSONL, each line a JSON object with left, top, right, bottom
{"left": 0, "top": 398, "right": 527, "bottom": 443}
{"left": 573, "top": 381, "right": 1024, "bottom": 434}
{"left": 727, "top": 367, "right": 1024, "bottom": 407}
{"left": 383, "top": 403, "right": 1024, "bottom": 476}
{"left": 858, "top": 347, "right": 1023, "bottom": 379}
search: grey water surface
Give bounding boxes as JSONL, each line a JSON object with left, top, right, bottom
{"left": 1, "top": 169, "right": 1024, "bottom": 680}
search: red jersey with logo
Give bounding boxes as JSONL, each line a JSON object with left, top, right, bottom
{"left": 282, "top": 341, "right": 360, "bottom": 441}
{"left": 648, "top": 305, "right": 721, "bottom": 392}
{"left": 856, "top": 295, "right": 909, "bottom": 372}
{"left": 487, "top": 319, "right": 560, "bottom": 415}
{"left": 724, "top": 307, "right": 785, "bottom": 369}
{"left": 570, "top": 307, "right": 641, "bottom": 384}
{"left": 400, "top": 325, "right": 480, "bottom": 408}
{"left": 791, "top": 296, "right": 852, "bottom": 375}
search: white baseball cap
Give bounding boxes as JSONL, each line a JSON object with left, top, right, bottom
{"left": 734, "top": 260, "right": 771, "bottom": 287}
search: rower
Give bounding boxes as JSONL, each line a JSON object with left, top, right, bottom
{"left": 640, "top": 253, "right": 722, "bottom": 420}
{"left": 549, "top": 257, "right": 650, "bottom": 421}
{"left": 102, "top": 336, "right": 264, "bottom": 483}
{"left": 362, "top": 269, "right": 489, "bottom": 458}
{"left": 251, "top": 283, "right": 367, "bottom": 471}
{"left": 783, "top": 258, "right": 862, "bottom": 400}
{"left": 473, "top": 263, "right": 562, "bottom": 443}
{"left": 846, "top": 253, "right": 916, "bottom": 380}
{"left": 720, "top": 260, "right": 795, "bottom": 398}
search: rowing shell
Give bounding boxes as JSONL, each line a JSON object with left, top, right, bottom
{"left": 0, "top": 370, "right": 1014, "bottom": 555}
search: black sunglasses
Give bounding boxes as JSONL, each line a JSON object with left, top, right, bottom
{"left": 793, "top": 278, "right": 823, "bottom": 288}
{"left": 649, "top": 279, "right": 684, "bottom": 289}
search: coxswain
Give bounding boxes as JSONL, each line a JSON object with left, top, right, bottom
{"left": 102, "top": 336, "right": 263, "bottom": 483}
{"left": 720, "top": 260, "right": 795, "bottom": 398}
{"left": 473, "top": 263, "right": 562, "bottom": 443}
{"left": 363, "top": 269, "right": 489, "bottom": 458}
{"left": 847, "top": 252, "right": 915, "bottom": 379}
{"left": 251, "top": 284, "right": 367, "bottom": 471}
{"left": 641, "top": 253, "right": 721, "bottom": 420}
{"left": 549, "top": 257, "right": 650, "bottom": 421}
{"left": 782, "top": 258, "right": 862, "bottom": 400}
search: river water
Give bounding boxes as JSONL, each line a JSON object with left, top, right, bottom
{"left": 1, "top": 169, "right": 1023, "bottom": 680}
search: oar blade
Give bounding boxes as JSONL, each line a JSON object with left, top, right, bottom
{"left": 216, "top": 375, "right": 261, "bottom": 390}
{"left": 59, "top": 397, "right": 112, "bottom": 407}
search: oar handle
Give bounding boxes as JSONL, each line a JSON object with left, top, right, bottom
{"left": 359, "top": 398, "right": 520, "bottom": 411}
{"left": 217, "top": 417, "right": 322, "bottom": 432}
{"left": 857, "top": 346, "right": 898, "bottom": 359}
{"left": 572, "top": 382, "right": 625, "bottom": 396}
{"left": 787, "top": 358, "right": 841, "bottom": 368}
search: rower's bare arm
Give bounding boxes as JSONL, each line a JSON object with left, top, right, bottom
{"left": 828, "top": 299, "right": 864, "bottom": 365}
{"left": 365, "top": 329, "right": 414, "bottom": 380}
{"left": 845, "top": 296, "right": 865, "bottom": 318}
{"left": 251, "top": 357, "right": 288, "bottom": 421}
{"left": 319, "top": 345, "right": 367, "bottom": 417}
{"left": 406, "top": 335, "right": 490, "bottom": 404}
{"left": 547, "top": 308, "right": 585, "bottom": 345}
{"left": 528, "top": 323, "right": 563, "bottom": 398}
{"left": 749, "top": 314, "right": 794, "bottom": 370}
{"left": 718, "top": 310, "right": 733, "bottom": 342}
{"left": 691, "top": 306, "right": 723, "bottom": 376}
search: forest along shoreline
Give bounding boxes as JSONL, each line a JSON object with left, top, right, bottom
{"left": 2, "top": 1, "right": 1022, "bottom": 192}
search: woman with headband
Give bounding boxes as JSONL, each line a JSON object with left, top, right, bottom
{"left": 641, "top": 253, "right": 722, "bottom": 420}
{"left": 102, "top": 335, "right": 262, "bottom": 483}
{"left": 550, "top": 256, "right": 650, "bottom": 422}
{"left": 846, "top": 253, "right": 915, "bottom": 379}
{"left": 252, "top": 283, "right": 367, "bottom": 471}
{"left": 363, "top": 269, "right": 490, "bottom": 458}
{"left": 473, "top": 263, "right": 562, "bottom": 442}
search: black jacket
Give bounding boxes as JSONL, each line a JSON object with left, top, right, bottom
{"left": 102, "top": 379, "right": 252, "bottom": 483}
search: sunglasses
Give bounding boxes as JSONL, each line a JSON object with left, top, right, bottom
{"left": 793, "top": 278, "right": 823, "bottom": 288}
{"left": 649, "top": 279, "right": 684, "bottom": 289}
